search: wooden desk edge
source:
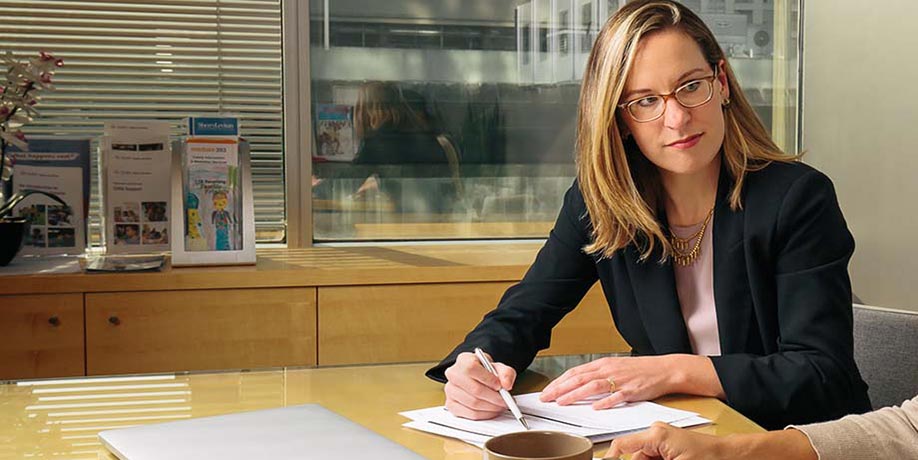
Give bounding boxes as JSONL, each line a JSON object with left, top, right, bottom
{"left": 0, "top": 244, "right": 548, "bottom": 295}
{"left": 0, "top": 264, "right": 532, "bottom": 295}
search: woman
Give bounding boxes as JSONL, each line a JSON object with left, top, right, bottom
{"left": 353, "top": 82, "right": 445, "bottom": 165}
{"left": 350, "top": 82, "right": 458, "bottom": 214}
{"left": 426, "top": 0, "right": 870, "bottom": 429}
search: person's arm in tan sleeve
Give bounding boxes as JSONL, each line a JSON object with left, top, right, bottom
{"left": 790, "top": 395, "right": 918, "bottom": 460}
{"left": 606, "top": 396, "right": 918, "bottom": 460}
{"left": 605, "top": 422, "right": 817, "bottom": 460}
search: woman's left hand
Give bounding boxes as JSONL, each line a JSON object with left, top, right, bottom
{"left": 539, "top": 355, "right": 680, "bottom": 409}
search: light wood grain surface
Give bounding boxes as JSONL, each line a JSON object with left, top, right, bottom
{"left": 0, "top": 361, "right": 764, "bottom": 460}
{"left": 0, "top": 244, "right": 546, "bottom": 295}
{"left": 85, "top": 288, "right": 317, "bottom": 375}
{"left": 0, "top": 294, "right": 84, "bottom": 380}
{"left": 319, "top": 283, "right": 628, "bottom": 365}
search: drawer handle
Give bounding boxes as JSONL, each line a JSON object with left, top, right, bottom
{"left": 108, "top": 316, "right": 121, "bottom": 326}
{"left": 48, "top": 316, "right": 61, "bottom": 327}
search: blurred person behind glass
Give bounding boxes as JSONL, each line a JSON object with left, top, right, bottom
{"left": 352, "top": 81, "right": 460, "bottom": 215}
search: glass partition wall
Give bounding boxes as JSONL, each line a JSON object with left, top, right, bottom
{"left": 308, "top": 0, "right": 800, "bottom": 242}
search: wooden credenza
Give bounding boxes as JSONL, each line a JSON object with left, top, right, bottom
{"left": 0, "top": 245, "right": 628, "bottom": 380}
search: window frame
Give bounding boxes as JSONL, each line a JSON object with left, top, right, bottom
{"left": 282, "top": 0, "right": 313, "bottom": 248}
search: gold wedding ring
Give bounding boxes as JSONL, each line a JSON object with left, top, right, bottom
{"left": 607, "top": 377, "right": 617, "bottom": 393}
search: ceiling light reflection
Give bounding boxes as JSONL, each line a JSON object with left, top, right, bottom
{"left": 17, "top": 375, "right": 176, "bottom": 387}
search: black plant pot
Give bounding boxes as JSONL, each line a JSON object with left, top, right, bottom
{"left": 0, "top": 217, "right": 29, "bottom": 266}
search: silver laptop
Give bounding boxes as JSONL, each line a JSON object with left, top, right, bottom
{"left": 99, "top": 404, "right": 426, "bottom": 460}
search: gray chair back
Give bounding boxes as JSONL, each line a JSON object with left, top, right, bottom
{"left": 852, "top": 304, "right": 918, "bottom": 410}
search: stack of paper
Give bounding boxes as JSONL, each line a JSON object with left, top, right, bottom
{"left": 401, "top": 393, "right": 710, "bottom": 448}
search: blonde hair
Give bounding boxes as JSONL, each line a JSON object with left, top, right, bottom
{"left": 577, "top": 0, "right": 797, "bottom": 261}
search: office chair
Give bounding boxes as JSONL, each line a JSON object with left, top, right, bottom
{"left": 852, "top": 303, "right": 918, "bottom": 410}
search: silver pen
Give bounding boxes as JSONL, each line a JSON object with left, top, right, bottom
{"left": 473, "top": 347, "right": 530, "bottom": 430}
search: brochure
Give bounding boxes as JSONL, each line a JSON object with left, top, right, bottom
{"left": 10, "top": 139, "right": 91, "bottom": 256}
{"left": 170, "top": 138, "right": 255, "bottom": 266}
{"left": 183, "top": 138, "right": 241, "bottom": 252}
{"left": 314, "top": 104, "right": 356, "bottom": 162}
{"left": 101, "top": 121, "right": 172, "bottom": 253}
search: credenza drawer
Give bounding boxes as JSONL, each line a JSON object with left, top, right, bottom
{"left": 85, "top": 288, "right": 316, "bottom": 375}
{"left": 0, "top": 294, "right": 84, "bottom": 380}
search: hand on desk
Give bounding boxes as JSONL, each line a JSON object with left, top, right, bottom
{"left": 540, "top": 356, "right": 677, "bottom": 409}
{"left": 540, "top": 354, "right": 725, "bottom": 410}
{"left": 604, "top": 422, "right": 817, "bottom": 460}
{"left": 443, "top": 351, "right": 517, "bottom": 420}
{"left": 604, "top": 421, "right": 726, "bottom": 460}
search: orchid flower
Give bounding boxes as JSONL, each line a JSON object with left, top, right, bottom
{"left": 1, "top": 51, "right": 64, "bottom": 184}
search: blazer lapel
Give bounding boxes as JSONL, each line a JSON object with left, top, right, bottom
{"left": 712, "top": 168, "right": 753, "bottom": 355}
{"left": 624, "top": 243, "right": 693, "bottom": 355}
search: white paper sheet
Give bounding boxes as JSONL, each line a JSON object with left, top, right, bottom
{"left": 402, "top": 415, "right": 711, "bottom": 449}
{"left": 399, "top": 392, "right": 711, "bottom": 449}
{"left": 514, "top": 393, "right": 700, "bottom": 431}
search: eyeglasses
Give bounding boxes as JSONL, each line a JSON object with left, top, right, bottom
{"left": 618, "top": 70, "right": 719, "bottom": 123}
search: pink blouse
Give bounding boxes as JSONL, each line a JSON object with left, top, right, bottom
{"left": 671, "top": 217, "right": 721, "bottom": 356}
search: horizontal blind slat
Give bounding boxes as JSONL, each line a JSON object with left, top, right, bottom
{"left": 1, "top": 0, "right": 286, "bottom": 244}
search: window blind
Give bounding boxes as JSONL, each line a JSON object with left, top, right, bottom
{"left": 0, "top": 0, "right": 285, "bottom": 244}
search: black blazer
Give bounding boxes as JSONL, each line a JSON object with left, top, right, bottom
{"left": 427, "top": 161, "right": 871, "bottom": 429}
{"left": 354, "top": 126, "right": 450, "bottom": 165}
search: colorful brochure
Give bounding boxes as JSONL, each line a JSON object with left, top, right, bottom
{"left": 10, "top": 139, "right": 91, "bottom": 256}
{"left": 314, "top": 104, "right": 356, "bottom": 162}
{"left": 183, "top": 138, "right": 241, "bottom": 252}
{"left": 101, "top": 121, "right": 172, "bottom": 253}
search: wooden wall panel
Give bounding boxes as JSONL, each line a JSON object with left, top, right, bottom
{"left": 318, "top": 283, "right": 628, "bottom": 366}
{"left": 86, "top": 288, "right": 316, "bottom": 375}
{"left": 546, "top": 285, "right": 630, "bottom": 356}
{"left": 0, "top": 294, "right": 84, "bottom": 380}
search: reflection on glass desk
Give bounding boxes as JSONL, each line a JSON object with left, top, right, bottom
{"left": 0, "top": 359, "right": 764, "bottom": 459}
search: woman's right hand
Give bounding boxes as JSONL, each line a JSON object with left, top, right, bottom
{"left": 443, "top": 351, "right": 517, "bottom": 420}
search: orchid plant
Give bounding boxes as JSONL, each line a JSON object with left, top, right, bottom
{"left": 0, "top": 51, "right": 64, "bottom": 200}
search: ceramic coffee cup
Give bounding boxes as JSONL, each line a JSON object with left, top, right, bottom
{"left": 483, "top": 430, "right": 593, "bottom": 460}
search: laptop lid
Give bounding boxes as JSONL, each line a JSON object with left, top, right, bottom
{"left": 99, "top": 404, "right": 426, "bottom": 460}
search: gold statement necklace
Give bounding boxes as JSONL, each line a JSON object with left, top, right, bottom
{"left": 670, "top": 207, "right": 715, "bottom": 267}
